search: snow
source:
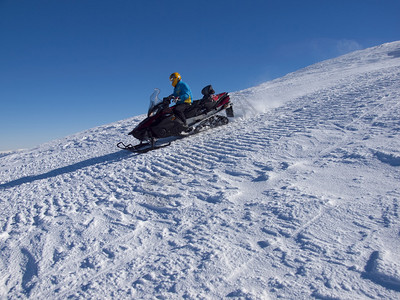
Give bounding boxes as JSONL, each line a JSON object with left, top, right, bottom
{"left": 1, "top": 41, "right": 400, "bottom": 299}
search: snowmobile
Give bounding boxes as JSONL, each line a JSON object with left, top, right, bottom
{"left": 117, "top": 85, "right": 234, "bottom": 153}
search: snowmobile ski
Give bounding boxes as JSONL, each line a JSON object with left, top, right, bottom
{"left": 117, "top": 140, "right": 171, "bottom": 153}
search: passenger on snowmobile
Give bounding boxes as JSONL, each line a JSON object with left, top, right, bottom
{"left": 168, "top": 72, "right": 193, "bottom": 127}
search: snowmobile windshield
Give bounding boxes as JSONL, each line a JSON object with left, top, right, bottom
{"left": 148, "top": 88, "right": 162, "bottom": 117}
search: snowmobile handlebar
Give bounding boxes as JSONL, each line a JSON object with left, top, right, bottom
{"left": 163, "top": 95, "right": 180, "bottom": 104}
{"left": 171, "top": 97, "right": 180, "bottom": 104}
{"left": 162, "top": 97, "right": 171, "bottom": 104}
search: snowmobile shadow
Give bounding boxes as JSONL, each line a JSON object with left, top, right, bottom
{"left": 0, "top": 150, "right": 134, "bottom": 189}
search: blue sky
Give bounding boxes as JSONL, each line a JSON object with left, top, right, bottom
{"left": 1, "top": 0, "right": 399, "bottom": 151}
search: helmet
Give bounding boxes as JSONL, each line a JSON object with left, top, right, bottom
{"left": 169, "top": 72, "right": 181, "bottom": 87}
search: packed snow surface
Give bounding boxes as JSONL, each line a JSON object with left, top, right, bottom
{"left": 1, "top": 42, "right": 400, "bottom": 299}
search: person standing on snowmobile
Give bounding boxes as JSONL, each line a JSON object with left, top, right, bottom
{"left": 168, "top": 72, "right": 192, "bottom": 127}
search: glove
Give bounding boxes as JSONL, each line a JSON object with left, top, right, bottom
{"left": 163, "top": 95, "right": 174, "bottom": 105}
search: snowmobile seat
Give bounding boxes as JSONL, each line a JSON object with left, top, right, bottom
{"left": 182, "top": 85, "right": 219, "bottom": 118}
{"left": 201, "top": 97, "right": 216, "bottom": 112}
{"left": 184, "top": 101, "right": 204, "bottom": 118}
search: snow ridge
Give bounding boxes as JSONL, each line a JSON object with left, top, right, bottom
{"left": 1, "top": 41, "right": 400, "bottom": 299}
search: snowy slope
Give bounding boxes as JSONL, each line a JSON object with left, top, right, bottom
{"left": 1, "top": 41, "right": 400, "bottom": 299}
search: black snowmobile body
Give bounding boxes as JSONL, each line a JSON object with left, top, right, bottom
{"left": 117, "top": 86, "right": 233, "bottom": 153}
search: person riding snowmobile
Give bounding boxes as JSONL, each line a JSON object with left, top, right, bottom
{"left": 168, "top": 72, "right": 192, "bottom": 127}
{"left": 117, "top": 81, "right": 233, "bottom": 153}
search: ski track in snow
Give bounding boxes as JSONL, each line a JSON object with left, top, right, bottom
{"left": 1, "top": 41, "right": 400, "bottom": 299}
